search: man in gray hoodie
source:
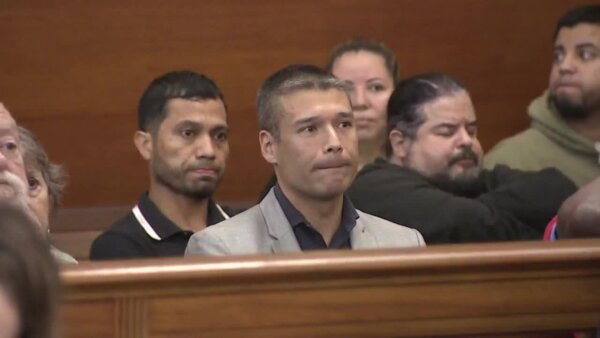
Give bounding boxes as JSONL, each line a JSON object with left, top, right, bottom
{"left": 485, "top": 5, "right": 600, "bottom": 187}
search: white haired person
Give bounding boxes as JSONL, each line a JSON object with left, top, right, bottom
{"left": 19, "top": 126, "right": 77, "bottom": 264}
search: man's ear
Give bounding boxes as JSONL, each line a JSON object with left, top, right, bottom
{"left": 389, "top": 129, "right": 409, "bottom": 163}
{"left": 259, "top": 130, "right": 277, "bottom": 165}
{"left": 134, "top": 130, "right": 153, "bottom": 160}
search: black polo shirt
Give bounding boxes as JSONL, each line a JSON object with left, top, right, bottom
{"left": 273, "top": 185, "right": 359, "bottom": 250}
{"left": 89, "top": 192, "right": 229, "bottom": 260}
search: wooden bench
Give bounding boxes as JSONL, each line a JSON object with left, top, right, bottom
{"left": 60, "top": 239, "right": 600, "bottom": 337}
{"left": 50, "top": 206, "right": 130, "bottom": 261}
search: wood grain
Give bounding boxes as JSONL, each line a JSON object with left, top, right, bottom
{"left": 60, "top": 239, "right": 600, "bottom": 337}
{"left": 1, "top": 0, "right": 596, "bottom": 206}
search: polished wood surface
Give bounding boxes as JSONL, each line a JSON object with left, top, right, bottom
{"left": 1, "top": 0, "right": 596, "bottom": 207}
{"left": 60, "top": 239, "right": 600, "bottom": 337}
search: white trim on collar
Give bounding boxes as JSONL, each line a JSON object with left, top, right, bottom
{"left": 216, "top": 203, "right": 230, "bottom": 220}
{"left": 132, "top": 205, "right": 162, "bottom": 241}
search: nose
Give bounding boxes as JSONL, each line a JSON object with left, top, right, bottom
{"left": 0, "top": 152, "right": 8, "bottom": 172}
{"left": 558, "top": 52, "right": 577, "bottom": 74}
{"left": 324, "top": 125, "right": 343, "bottom": 154}
{"left": 194, "top": 134, "right": 216, "bottom": 159}
{"left": 350, "top": 86, "right": 367, "bottom": 110}
{"left": 456, "top": 126, "right": 474, "bottom": 148}
{"left": 0, "top": 144, "right": 10, "bottom": 171}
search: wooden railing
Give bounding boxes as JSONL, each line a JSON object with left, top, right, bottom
{"left": 59, "top": 239, "right": 600, "bottom": 337}
{"left": 50, "top": 206, "right": 129, "bottom": 261}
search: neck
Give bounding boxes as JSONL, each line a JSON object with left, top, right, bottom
{"left": 358, "top": 139, "right": 385, "bottom": 170}
{"left": 388, "top": 154, "right": 403, "bottom": 168}
{"left": 565, "top": 109, "right": 600, "bottom": 142}
{"left": 148, "top": 182, "right": 210, "bottom": 233}
{"left": 279, "top": 184, "right": 344, "bottom": 245}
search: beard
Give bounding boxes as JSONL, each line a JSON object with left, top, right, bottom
{"left": 427, "top": 147, "right": 483, "bottom": 198}
{"left": 551, "top": 92, "right": 591, "bottom": 120}
{"left": 428, "top": 172, "right": 482, "bottom": 198}
{"left": 152, "top": 156, "right": 222, "bottom": 200}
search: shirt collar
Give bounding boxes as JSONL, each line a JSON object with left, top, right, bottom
{"left": 134, "top": 192, "right": 228, "bottom": 241}
{"left": 273, "top": 185, "right": 359, "bottom": 231}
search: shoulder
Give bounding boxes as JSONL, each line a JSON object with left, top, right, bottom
{"left": 484, "top": 128, "right": 552, "bottom": 168}
{"left": 92, "top": 212, "right": 147, "bottom": 245}
{"left": 210, "top": 204, "right": 264, "bottom": 231}
{"left": 89, "top": 212, "right": 150, "bottom": 260}
{"left": 349, "top": 161, "right": 422, "bottom": 197}
{"left": 357, "top": 210, "right": 425, "bottom": 246}
{"left": 186, "top": 205, "right": 265, "bottom": 256}
{"left": 102, "top": 211, "right": 141, "bottom": 234}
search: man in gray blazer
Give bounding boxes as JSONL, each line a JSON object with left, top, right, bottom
{"left": 186, "top": 65, "right": 424, "bottom": 256}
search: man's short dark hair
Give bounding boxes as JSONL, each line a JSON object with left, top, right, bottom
{"left": 553, "top": 5, "right": 600, "bottom": 40}
{"left": 324, "top": 38, "right": 400, "bottom": 84}
{"left": 256, "top": 64, "right": 351, "bottom": 140}
{"left": 386, "top": 73, "right": 466, "bottom": 157}
{"left": 138, "top": 70, "right": 226, "bottom": 133}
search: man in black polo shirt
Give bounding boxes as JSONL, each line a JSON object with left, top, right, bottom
{"left": 90, "top": 71, "right": 231, "bottom": 260}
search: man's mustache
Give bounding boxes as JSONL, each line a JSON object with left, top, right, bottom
{"left": 448, "top": 148, "right": 479, "bottom": 166}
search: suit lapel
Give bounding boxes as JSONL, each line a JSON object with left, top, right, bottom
{"left": 259, "top": 190, "right": 301, "bottom": 253}
{"left": 351, "top": 214, "right": 378, "bottom": 249}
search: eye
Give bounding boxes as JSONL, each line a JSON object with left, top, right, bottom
{"left": 0, "top": 141, "right": 18, "bottom": 152}
{"left": 27, "top": 175, "right": 40, "bottom": 190}
{"left": 181, "top": 128, "right": 196, "bottom": 138}
{"left": 466, "top": 125, "right": 478, "bottom": 137}
{"left": 436, "top": 126, "right": 456, "bottom": 137}
{"left": 300, "top": 126, "right": 317, "bottom": 134}
{"left": 0, "top": 140, "right": 19, "bottom": 159}
{"left": 579, "top": 48, "right": 598, "bottom": 61}
{"left": 367, "top": 83, "right": 386, "bottom": 92}
{"left": 339, "top": 120, "right": 353, "bottom": 128}
{"left": 552, "top": 49, "right": 565, "bottom": 63}
{"left": 214, "top": 130, "right": 228, "bottom": 142}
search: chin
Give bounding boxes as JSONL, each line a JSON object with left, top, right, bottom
{"left": 314, "top": 182, "right": 350, "bottom": 200}
{"left": 357, "top": 129, "right": 376, "bottom": 142}
{"left": 453, "top": 170, "right": 480, "bottom": 182}
{"left": 180, "top": 182, "right": 218, "bottom": 199}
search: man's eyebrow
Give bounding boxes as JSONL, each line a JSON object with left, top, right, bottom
{"left": 576, "top": 43, "right": 600, "bottom": 50}
{"left": 210, "top": 124, "right": 229, "bottom": 132}
{"left": 432, "top": 122, "right": 459, "bottom": 129}
{"left": 366, "top": 78, "right": 387, "bottom": 83}
{"left": 174, "top": 120, "right": 201, "bottom": 129}
{"left": 337, "top": 111, "right": 354, "bottom": 119}
{"left": 293, "top": 116, "right": 320, "bottom": 126}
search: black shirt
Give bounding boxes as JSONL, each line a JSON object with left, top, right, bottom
{"left": 273, "top": 185, "right": 359, "bottom": 250}
{"left": 347, "top": 159, "right": 577, "bottom": 244}
{"left": 89, "top": 192, "right": 229, "bottom": 260}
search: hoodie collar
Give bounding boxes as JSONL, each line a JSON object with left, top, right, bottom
{"left": 529, "top": 91, "right": 597, "bottom": 156}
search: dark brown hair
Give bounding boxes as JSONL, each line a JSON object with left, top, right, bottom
{"left": 0, "top": 202, "right": 60, "bottom": 338}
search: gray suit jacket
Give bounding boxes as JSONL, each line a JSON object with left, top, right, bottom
{"left": 185, "top": 190, "right": 425, "bottom": 256}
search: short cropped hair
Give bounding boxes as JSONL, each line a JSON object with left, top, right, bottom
{"left": 325, "top": 38, "right": 400, "bottom": 84}
{"left": 0, "top": 202, "right": 60, "bottom": 338}
{"left": 553, "top": 5, "right": 600, "bottom": 40}
{"left": 386, "top": 73, "right": 466, "bottom": 157}
{"left": 256, "top": 64, "right": 351, "bottom": 140}
{"left": 138, "top": 70, "right": 226, "bottom": 133}
{"left": 19, "top": 127, "right": 68, "bottom": 212}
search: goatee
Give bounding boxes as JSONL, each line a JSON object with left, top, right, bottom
{"left": 551, "top": 94, "right": 590, "bottom": 120}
